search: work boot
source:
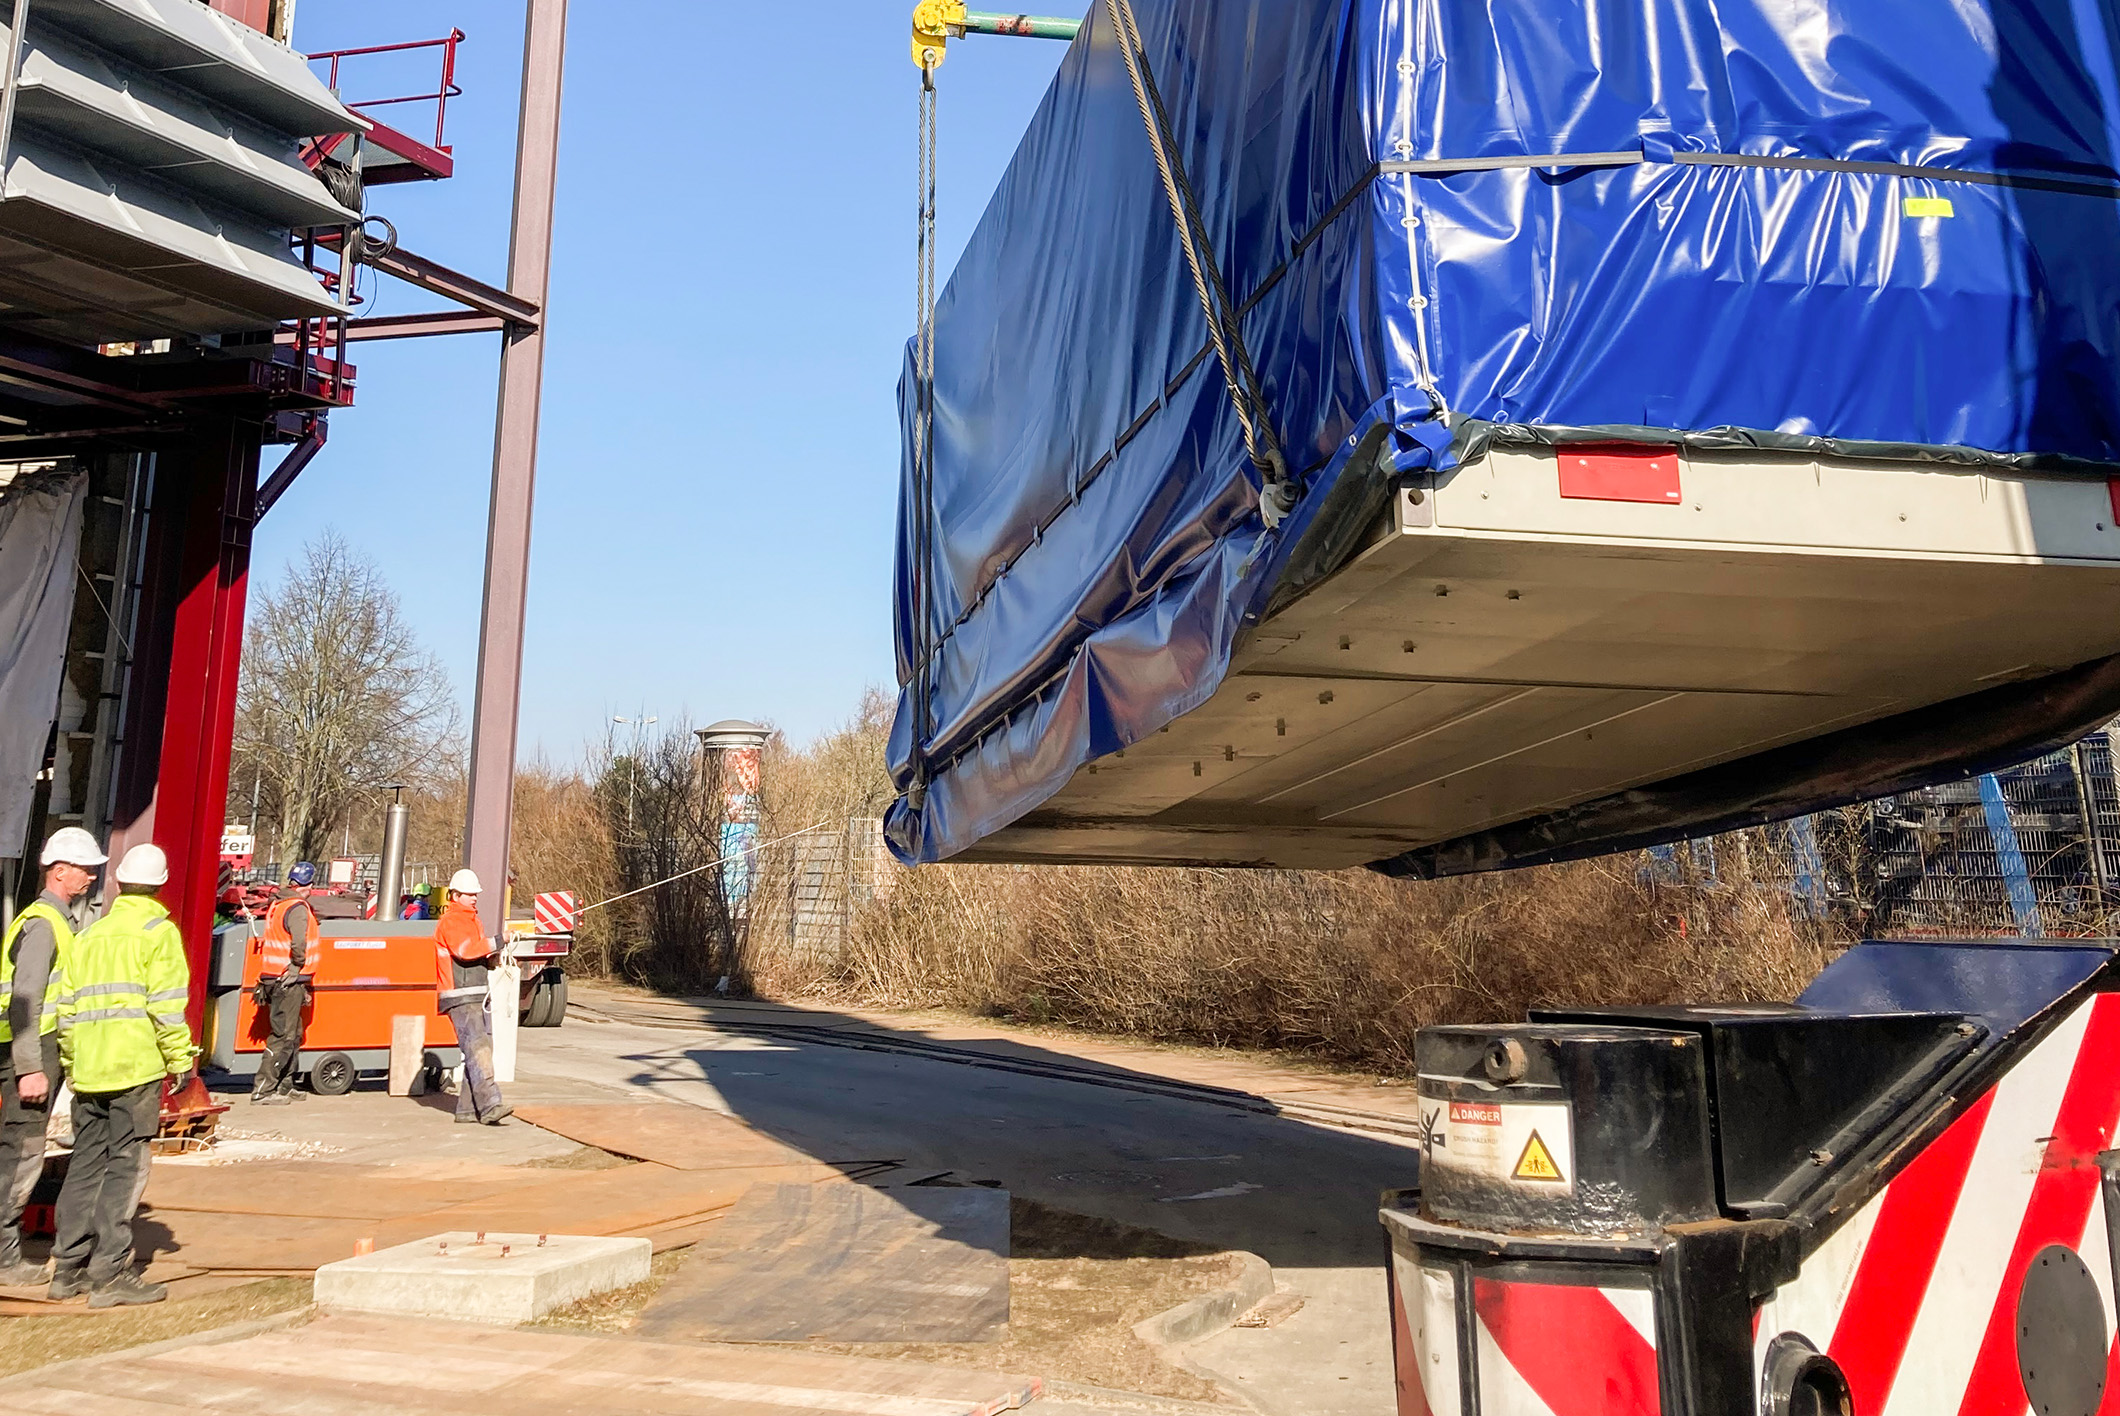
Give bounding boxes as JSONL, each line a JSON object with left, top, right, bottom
{"left": 251, "top": 1092, "right": 291, "bottom": 1106}
{"left": 0, "top": 1258, "right": 52, "bottom": 1286}
{"left": 276, "top": 1088, "right": 307, "bottom": 1103}
{"left": 453, "top": 1112, "right": 480, "bottom": 1125}
{"left": 47, "top": 1269, "right": 88, "bottom": 1301}
{"left": 480, "top": 1105, "right": 514, "bottom": 1126}
{"left": 88, "top": 1272, "right": 167, "bottom": 1308}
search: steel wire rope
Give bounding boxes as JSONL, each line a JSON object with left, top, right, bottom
{"left": 577, "top": 822, "right": 837, "bottom": 914}
{"left": 908, "top": 57, "right": 941, "bottom": 811}
{"left": 1100, "top": 0, "right": 1294, "bottom": 525}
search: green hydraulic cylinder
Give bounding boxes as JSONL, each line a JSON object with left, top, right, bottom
{"left": 960, "top": 12, "right": 1081, "bottom": 40}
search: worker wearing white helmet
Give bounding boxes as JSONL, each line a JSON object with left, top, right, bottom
{"left": 432, "top": 868, "right": 509, "bottom": 1125}
{"left": 48, "top": 842, "right": 196, "bottom": 1307}
{"left": 0, "top": 827, "right": 105, "bottom": 1285}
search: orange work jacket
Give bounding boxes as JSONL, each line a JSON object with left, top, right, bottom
{"left": 258, "top": 894, "right": 316, "bottom": 977}
{"left": 433, "top": 901, "right": 493, "bottom": 1010}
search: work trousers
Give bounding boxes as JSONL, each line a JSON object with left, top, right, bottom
{"left": 251, "top": 977, "right": 308, "bottom": 1097}
{"left": 53, "top": 1080, "right": 161, "bottom": 1284}
{"left": 0, "top": 1034, "right": 60, "bottom": 1265}
{"left": 444, "top": 1000, "right": 504, "bottom": 1120}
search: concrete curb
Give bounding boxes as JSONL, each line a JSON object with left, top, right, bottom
{"left": 1132, "top": 1250, "right": 1275, "bottom": 1349}
{"left": 0, "top": 1301, "right": 315, "bottom": 1391}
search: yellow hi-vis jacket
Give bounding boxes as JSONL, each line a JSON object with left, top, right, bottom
{"left": 0, "top": 899, "right": 69, "bottom": 1042}
{"left": 55, "top": 893, "right": 196, "bottom": 1093}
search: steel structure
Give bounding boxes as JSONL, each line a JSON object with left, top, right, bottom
{"left": 0, "top": 0, "right": 567, "bottom": 1026}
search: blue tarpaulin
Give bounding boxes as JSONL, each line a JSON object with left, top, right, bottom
{"left": 887, "top": 0, "right": 2120, "bottom": 866}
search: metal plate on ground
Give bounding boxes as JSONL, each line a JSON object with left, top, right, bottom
{"left": 633, "top": 1183, "right": 1011, "bottom": 1343}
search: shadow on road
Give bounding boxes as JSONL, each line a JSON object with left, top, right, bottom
{"left": 565, "top": 991, "right": 1422, "bottom": 1271}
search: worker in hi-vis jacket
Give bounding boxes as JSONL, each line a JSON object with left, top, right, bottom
{"left": 250, "top": 860, "right": 319, "bottom": 1105}
{"left": 0, "top": 827, "right": 104, "bottom": 1284}
{"left": 50, "top": 844, "right": 196, "bottom": 1307}
{"left": 433, "top": 869, "right": 511, "bottom": 1125}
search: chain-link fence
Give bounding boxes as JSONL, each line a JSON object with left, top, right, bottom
{"left": 1761, "top": 724, "right": 2120, "bottom": 939}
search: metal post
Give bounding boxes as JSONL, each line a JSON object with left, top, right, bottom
{"left": 463, "top": 0, "right": 567, "bottom": 941}
{"left": 0, "top": 0, "right": 34, "bottom": 184}
{"left": 377, "top": 784, "right": 408, "bottom": 922}
{"left": 1978, "top": 773, "right": 2043, "bottom": 939}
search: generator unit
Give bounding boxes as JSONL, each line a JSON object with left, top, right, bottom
{"left": 1387, "top": 938, "right": 2120, "bottom": 1415}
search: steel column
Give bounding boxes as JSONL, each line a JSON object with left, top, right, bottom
{"left": 113, "top": 425, "right": 258, "bottom": 1026}
{"left": 463, "top": 0, "right": 567, "bottom": 934}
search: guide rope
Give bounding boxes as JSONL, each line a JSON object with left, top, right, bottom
{"left": 1099, "top": 0, "right": 1294, "bottom": 527}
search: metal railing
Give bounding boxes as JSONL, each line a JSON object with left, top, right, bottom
{"left": 309, "top": 30, "right": 465, "bottom": 151}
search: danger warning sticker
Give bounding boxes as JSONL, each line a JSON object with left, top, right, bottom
{"left": 1512, "top": 1131, "right": 1564, "bottom": 1183}
{"left": 1424, "top": 1097, "right": 1575, "bottom": 1194}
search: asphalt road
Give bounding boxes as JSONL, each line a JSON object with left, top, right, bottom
{"left": 515, "top": 996, "right": 1417, "bottom": 1415}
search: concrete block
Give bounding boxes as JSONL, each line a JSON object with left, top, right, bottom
{"left": 313, "top": 1231, "right": 650, "bottom": 1325}
{"left": 387, "top": 1015, "right": 423, "bottom": 1097}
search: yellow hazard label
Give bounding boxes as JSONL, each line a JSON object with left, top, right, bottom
{"left": 1903, "top": 196, "right": 1955, "bottom": 218}
{"left": 1512, "top": 1130, "right": 1565, "bottom": 1183}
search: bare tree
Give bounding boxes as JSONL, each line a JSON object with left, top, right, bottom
{"left": 233, "top": 534, "right": 458, "bottom": 867}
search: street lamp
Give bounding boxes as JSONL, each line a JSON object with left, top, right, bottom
{"left": 613, "top": 713, "right": 657, "bottom": 829}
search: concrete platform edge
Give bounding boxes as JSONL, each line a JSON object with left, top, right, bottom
{"left": 1133, "top": 1250, "right": 1274, "bottom": 1348}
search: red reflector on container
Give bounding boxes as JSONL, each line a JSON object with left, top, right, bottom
{"left": 1558, "top": 447, "right": 1683, "bottom": 504}
{"left": 2108, "top": 477, "right": 2120, "bottom": 525}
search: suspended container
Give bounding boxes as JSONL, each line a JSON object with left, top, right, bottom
{"left": 887, "top": 0, "right": 2120, "bottom": 875}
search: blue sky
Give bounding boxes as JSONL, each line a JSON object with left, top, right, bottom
{"left": 267, "top": 2, "right": 1073, "bottom": 758}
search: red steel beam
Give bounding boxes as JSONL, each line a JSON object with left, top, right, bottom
{"left": 345, "top": 310, "right": 506, "bottom": 341}
{"left": 114, "top": 425, "right": 258, "bottom": 1027}
{"left": 465, "top": 0, "right": 567, "bottom": 932}
{"left": 314, "top": 230, "right": 540, "bottom": 328}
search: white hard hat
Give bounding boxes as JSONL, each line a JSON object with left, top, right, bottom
{"left": 448, "top": 868, "right": 482, "bottom": 895}
{"left": 40, "top": 827, "right": 107, "bottom": 868}
{"left": 114, "top": 844, "right": 169, "bottom": 887}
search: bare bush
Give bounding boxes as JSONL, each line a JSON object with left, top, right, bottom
{"left": 233, "top": 534, "right": 458, "bottom": 867}
{"left": 779, "top": 843, "right": 1833, "bottom": 1074}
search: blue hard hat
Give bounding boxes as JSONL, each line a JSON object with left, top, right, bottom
{"left": 287, "top": 861, "right": 318, "bottom": 886}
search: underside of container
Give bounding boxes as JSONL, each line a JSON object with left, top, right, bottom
{"left": 961, "top": 446, "right": 2120, "bottom": 871}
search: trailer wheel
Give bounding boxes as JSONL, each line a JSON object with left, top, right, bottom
{"left": 522, "top": 972, "right": 566, "bottom": 1028}
{"left": 309, "top": 1052, "right": 356, "bottom": 1096}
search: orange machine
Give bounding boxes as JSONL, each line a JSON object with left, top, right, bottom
{"left": 203, "top": 919, "right": 461, "bottom": 1095}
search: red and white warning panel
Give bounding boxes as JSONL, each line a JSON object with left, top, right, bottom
{"left": 1385, "top": 940, "right": 2120, "bottom": 1416}
{"left": 532, "top": 890, "right": 580, "bottom": 934}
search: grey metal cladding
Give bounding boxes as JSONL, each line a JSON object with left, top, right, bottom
{"left": 27, "top": 0, "right": 362, "bottom": 141}
{"left": 0, "top": 0, "right": 366, "bottom": 340}
{"left": 15, "top": 29, "right": 358, "bottom": 229}
{"left": 0, "top": 131, "right": 344, "bottom": 336}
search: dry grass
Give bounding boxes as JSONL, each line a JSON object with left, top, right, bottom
{"left": 0, "top": 1278, "right": 310, "bottom": 1378}
{"left": 528, "top": 1244, "right": 694, "bottom": 1334}
{"left": 756, "top": 847, "right": 1836, "bottom": 1075}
